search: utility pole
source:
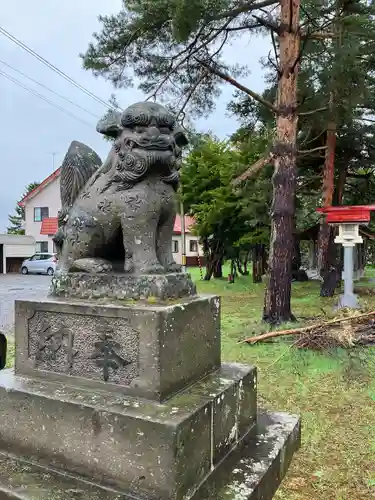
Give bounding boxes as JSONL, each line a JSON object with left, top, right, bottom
{"left": 51, "top": 152, "right": 59, "bottom": 170}
{"left": 179, "top": 158, "right": 187, "bottom": 273}
{"left": 180, "top": 200, "right": 187, "bottom": 273}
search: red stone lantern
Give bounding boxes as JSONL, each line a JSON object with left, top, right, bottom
{"left": 316, "top": 205, "right": 375, "bottom": 224}
{"left": 317, "top": 205, "right": 375, "bottom": 308}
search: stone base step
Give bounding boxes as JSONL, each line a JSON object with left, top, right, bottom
{"left": 0, "top": 363, "right": 257, "bottom": 500}
{"left": 0, "top": 411, "right": 300, "bottom": 500}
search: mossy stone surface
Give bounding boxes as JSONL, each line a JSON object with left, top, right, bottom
{"left": 0, "top": 363, "right": 257, "bottom": 500}
{"left": 0, "top": 411, "right": 300, "bottom": 500}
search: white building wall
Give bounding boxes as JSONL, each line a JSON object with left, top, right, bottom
{"left": 172, "top": 234, "right": 203, "bottom": 264}
{"left": 24, "top": 177, "right": 61, "bottom": 253}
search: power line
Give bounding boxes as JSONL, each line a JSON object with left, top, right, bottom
{"left": 0, "top": 25, "right": 118, "bottom": 111}
{"left": 0, "top": 59, "right": 101, "bottom": 119}
{"left": 0, "top": 68, "right": 94, "bottom": 127}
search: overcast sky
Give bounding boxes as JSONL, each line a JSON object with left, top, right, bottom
{"left": 0, "top": 1, "right": 270, "bottom": 232}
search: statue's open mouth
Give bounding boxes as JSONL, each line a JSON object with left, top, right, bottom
{"left": 125, "top": 136, "right": 173, "bottom": 152}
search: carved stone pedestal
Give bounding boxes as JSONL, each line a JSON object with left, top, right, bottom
{"left": 0, "top": 410, "right": 300, "bottom": 500}
{"left": 51, "top": 272, "right": 197, "bottom": 301}
{"left": 0, "top": 279, "right": 300, "bottom": 499}
{"left": 0, "top": 363, "right": 257, "bottom": 499}
{"left": 14, "top": 295, "right": 220, "bottom": 402}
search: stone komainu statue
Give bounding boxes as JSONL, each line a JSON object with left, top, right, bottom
{"left": 53, "top": 102, "right": 188, "bottom": 275}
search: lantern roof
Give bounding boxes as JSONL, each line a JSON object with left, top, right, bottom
{"left": 316, "top": 205, "right": 375, "bottom": 224}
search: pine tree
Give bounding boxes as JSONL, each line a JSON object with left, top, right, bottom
{"left": 7, "top": 182, "right": 40, "bottom": 235}
{"left": 231, "top": 0, "right": 375, "bottom": 298}
{"left": 82, "top": 0, "right": 324, "bottom": 322}
{"left": 180, "top": 132, "right": 272, "bottom": 280}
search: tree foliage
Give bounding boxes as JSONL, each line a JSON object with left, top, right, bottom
{"left": 229, "top": 0, "right": 375, "bottom": 226}
{"left": 82, "top": 0, "right": 375, "bottom": 321}
{"left": 82, "top": 0, "right": 280, "bottom": 118}
{"left": 180, "top": 131, "right": 272, "bottom": 278}
{"left": 7, "top": 182, "right": 40, "bottom": 235}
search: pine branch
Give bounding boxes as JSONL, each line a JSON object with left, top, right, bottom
{"left": 209, "top": 0, "right": 279, "bottom": 22}
{"left": 251, "top": 15, "right": 280, "bottom": 34}
{"left": 347, "top": 172, "right": 373, "bottom": 179}
{"left": 177, "top": 71, "right": 208, "bottom": 119}
{"left": 194, "top": 58, "right": 279, "bottom": 113}
{"left": 252, "top": 12, "right": 337, "bottom": 40}
{"left": 147, "top": 20, "right": 232, "bottom": 100}
{"left": 299, "top": 107, "right": 327, "bottom": 116}
{"left": 298, "top": 145, "right": 327, "bottom": 155}
{"left": 305, "top": 31, "right": 337, "bottom": 40}
{"left": 219, "top": 22, "right": 262, "bottom": 32}
{"left": 299, "top": 129, "right": 326, "bottom": 147}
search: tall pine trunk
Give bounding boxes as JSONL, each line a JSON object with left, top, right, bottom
{"left": 318, "top": 119, "right": 338, "bottom": 296}
{"left": 252, "top": 244, "right": 264, "bottom": 283}
{"left": 318, "top": 1, "right": 342, "bottom": 297}
{"left": 336, "top": 164, "right": 348, "bottom": 205}
{"left": 203, "top": 237, "right": 224, "bottom": 280}
{"left": 263, "top": 0, "right": 300, "bottom": 323}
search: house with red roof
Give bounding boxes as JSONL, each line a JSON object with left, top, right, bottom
{"left": 19, "top": 169, "right": 202, "bottom": 265}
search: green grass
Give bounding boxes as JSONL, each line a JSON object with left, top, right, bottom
{"left": 190, "top": 266, "right": 375, "bottom": 500}
{"left": 4, "top": 269, "right": 374, "bottom": 498}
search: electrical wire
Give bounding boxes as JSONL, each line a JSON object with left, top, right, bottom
{"left": 0, "top": 68, "right": 94, "bottom": 127}
{"left": 0, "top": 25, "right": 118, "bottom": 111}
{"left": 0, "top": 59, "right": 101, "bottom": 119}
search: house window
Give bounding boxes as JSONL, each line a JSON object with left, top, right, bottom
{"left": 34, "top": 207, "right": 49, "bottom": 222}
{"left": 172, "top": 240, "right": 179, "bottom": 253}
{"left": 36, "top": 241, "right": 49, "bottom": 253}
{"left": 189, "top": 239, "right": 198, "bottom": 253}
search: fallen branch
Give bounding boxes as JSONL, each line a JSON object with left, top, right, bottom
{"left": 242, "top": 310, "right": 375, "bottom": 344}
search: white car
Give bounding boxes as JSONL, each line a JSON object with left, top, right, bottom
{"left": 20, "top": 253, "right": 57, "bottom": 276}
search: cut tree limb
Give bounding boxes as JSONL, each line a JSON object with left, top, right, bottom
{"left": 232, "top": 155, "right": 272, "bottom": 185}
{"left": 194, "top": 58, "right": 279, "bottom": 113}
{"left": 242, "top": 310, "right": 375, "bottom": 344}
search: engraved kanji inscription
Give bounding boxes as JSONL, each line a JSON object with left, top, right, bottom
{"left": 90, "top": 328, "right": 131, "bottom": 382}
{"left": 37, "top": 324, "right": 77, "bottom": 369}
{"left": 28, "top": 311, "right": 140, "bottom": 385}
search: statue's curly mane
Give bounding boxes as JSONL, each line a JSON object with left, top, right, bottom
{"left": 58, "top": 102, "right": 188, "bottom": 204}
{"left": 53, "top": 101, "right": 189, "bottom": 275}
{"left": 104, "top": 146, "right": 180, "bottom": 193}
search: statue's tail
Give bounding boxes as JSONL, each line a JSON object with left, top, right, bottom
{"left": 60, "top": 141, "right": 102, "bottom": 210}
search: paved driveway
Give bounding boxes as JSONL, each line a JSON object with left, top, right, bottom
{"left": 0, "top": 274, "right": 50, "bottom": 334}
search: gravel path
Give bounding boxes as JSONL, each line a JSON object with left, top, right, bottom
{"left": 0, "top": 274, "right": 50, "bottom": 335}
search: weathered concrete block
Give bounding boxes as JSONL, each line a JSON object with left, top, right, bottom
{"left": 193, "top": 411, "right": 301, "bottom": 499}
{"left": 14, "top": 295, "right": 220, "bottom": 402}
{"left": 0, "top": 411, "right": 300, "bottom": 500}
{"left": 0, "top": 363, "right": 257, "bottom": 500}
{"left": 50, "top": 272, "right": 197, "bottom": 300}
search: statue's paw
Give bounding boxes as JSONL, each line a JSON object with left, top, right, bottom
{"left": 71, "top": 258, "right": 113, "bottom": 273}
{"left": 165, "top": 262, "right": 182, "bottom": 273}
{"left": 140, "top": 262, "right": 165, "bottom": 274}
{"left": 54, "top": 266, "right": 69, "bottom": 278}
{"left": 124, "top": 260, "right": 134, "bottom": 273}
{"left": 53, "top": 269, "right": 63, "bottom": 280}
